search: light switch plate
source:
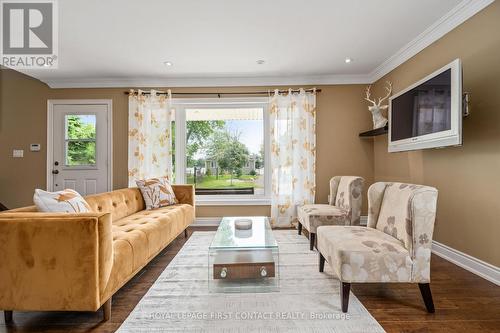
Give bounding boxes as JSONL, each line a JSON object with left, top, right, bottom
{"left": 30, "top": 143, "right": 41, "bottom": 152}
{"left": 13, "top": 149, "right": 24, "bottom": 158}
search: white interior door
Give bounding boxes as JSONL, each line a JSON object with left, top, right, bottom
{"left": 49, "top": 101, "right": 111, "bottom": 195}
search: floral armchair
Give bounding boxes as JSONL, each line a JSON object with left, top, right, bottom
{"left": 297, "top": 176, "right": 364, "bottom": 250}
{"left": 317, "top": 182, "right": 438, "bottom": 313}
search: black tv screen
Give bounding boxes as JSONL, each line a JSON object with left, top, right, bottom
{"left": 391, "top": 69, "right": 452, "bottom": 142}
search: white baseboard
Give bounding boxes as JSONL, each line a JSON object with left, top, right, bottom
{"left": 432, "top": 240, "right": 500, "bottom": 286}
{"left": 361, "top": 215, "right": 499, "bottom": 285}
{"left": 193, "top": 217, "right": 221, "bottom": 227}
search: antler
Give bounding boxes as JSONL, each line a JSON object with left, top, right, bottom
{"left": 365, "top": 85, "right": 377, "bottom": 105}
{"left": 377, "top": 81, "right": 393, "bottom": 106}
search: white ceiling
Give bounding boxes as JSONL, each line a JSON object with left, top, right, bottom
{"left": 19, "top": 0, "right": 492, "bottom": 88}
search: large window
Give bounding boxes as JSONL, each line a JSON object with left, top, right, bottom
{"left": 172, "top": 98, "right": 270, "bottom": 204}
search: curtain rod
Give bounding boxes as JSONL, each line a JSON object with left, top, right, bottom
{"left": 124, "top": 88, "right": 321, "bottom": 96}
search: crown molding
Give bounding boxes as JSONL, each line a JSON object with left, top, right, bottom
{"left": 43, "top": 73, "right": 372, "bottom": 89}
{"left": 36, "top": 0, "right": 494, "bottom": 89}
{"left": 368, "top": 0, "right": 495, "bottom": 82}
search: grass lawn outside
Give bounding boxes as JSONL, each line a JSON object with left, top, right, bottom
{"left": 186, "top": 174, "right": 262, "bottom": 189}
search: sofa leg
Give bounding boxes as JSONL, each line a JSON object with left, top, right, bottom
{"left": 319, "top": 252, "right": 325, "bottom": 272}
{"left": 298, "top": 222, "right": 302, "bottom": 235}
{"left": 103, "top": 298, "right": 112, "bottom": 321}
{"left": 418, "top": 283, "right": 435, "bottom": 313}
{"left": 309, "top": 232, "right": 316, "bottom": 251}
{"left": 4, "top": 311, "right": 13, "bottom": 324}
{"left": 184, "top": 228, "right": 188, "bottom": 238}
{"left": 340, "top": 282, "right": 351, "bottom": 313}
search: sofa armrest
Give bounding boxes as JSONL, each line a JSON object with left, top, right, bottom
{"left": 173, "top": 185, "right": 195, "bottom": 207}
{"left": 0, "top": 212, "right": 112, "bottom": 311}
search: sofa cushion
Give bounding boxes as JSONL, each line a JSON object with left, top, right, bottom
{"left": 33, "top": 189, "right": 91, "bottom": 213}
{"left": 375, "top": 183, "right": 423, "bottom": 250}
{"left": 334, "top": 177, "right": 363, "bottom": 211}
{"left": 317, "top": 226, "right": 412, "bottom": 283}
{"left": 136, "top": 177, "right": 177, "bottom": 210}
{"left": 114, "top": 205, "right": 193, "bottom": 268}
{"left": 298, "top": 204, "right": 349, "bottom": 233}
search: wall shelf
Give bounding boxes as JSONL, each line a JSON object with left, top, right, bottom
{"left": 359, "top": 125, "right": 388, "bottom": 138}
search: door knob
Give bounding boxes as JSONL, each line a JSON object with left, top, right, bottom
{"left": 52, "top": 170, "right": 59, "bottom": 174}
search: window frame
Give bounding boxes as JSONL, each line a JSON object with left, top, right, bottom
{"left": 172, "top": 97, "right": 271, "bottom": 206}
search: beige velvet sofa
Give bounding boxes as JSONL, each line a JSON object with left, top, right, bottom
{"left": 0, "top": 185, "right": 195, "bottom": 322}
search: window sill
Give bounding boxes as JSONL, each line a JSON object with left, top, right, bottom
{"left": 195, "top": 197, "right": 271, "bottom": 206}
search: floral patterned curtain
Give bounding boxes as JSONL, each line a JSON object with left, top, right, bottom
{"left": 270, "top": 88, "right": 316, "bottom": 227}
{"left": 128, "top": 89, "right": 173, "bottom": 186}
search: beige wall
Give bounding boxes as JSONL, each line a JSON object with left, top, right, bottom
{"left": 371, "top": 2, "right": 500, "bottom": 266}
{"left": 0, "top": 77, "right": 374, "bottom": 215}
{"left": 0, "top": 69, "right": 50, "bottom": 208}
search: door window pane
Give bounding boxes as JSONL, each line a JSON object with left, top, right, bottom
{"left": 66, "top": 141, "right": 96, "bottom": 165}
{"left": 66, "top": 115, "right": 96, "bottom": 139}
{"left": 65, "top": 115, "right": 97, "bottom": 166}
{"left": 185, "top": 108, "right": 264, "bottom": 195}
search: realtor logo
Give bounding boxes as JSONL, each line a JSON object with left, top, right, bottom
{"left": 1, "top": 0, "right": 58, "bottom": 68}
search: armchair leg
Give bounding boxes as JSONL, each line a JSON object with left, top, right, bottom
{"left": 319, "top": 252, "right": 325, "bottom": 272}
{"left": 103, "top": 297, "right": 112, "bottom": 321}
{"left": 309, "top": 232, "right": 316, "bottom": 251}
{"left": 184, "top": 228, "right": 188, "bottom": 238}
{"left": 340, "top": 282, "right": 351, "bottom": 313}
{"left": 4, "top": 311, "right": 13, "bottom": 323}
{"left": 418, "top": 283, "right": 435, "bottom": 313}
{"left": 298, "top": 222, "right": 302, "bottom": 235}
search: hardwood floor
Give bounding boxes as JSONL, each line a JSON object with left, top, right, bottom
{"left": 1, "top": 226, "right": 499, "bottom": 333}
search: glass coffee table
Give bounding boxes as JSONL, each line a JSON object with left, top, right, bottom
{"left": 208, "top": 216, "right": 279, "bottom": 293}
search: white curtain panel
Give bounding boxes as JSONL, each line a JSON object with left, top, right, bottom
{"left": 128, "top": 90, "right": 173, "bottom": 186}
{"left": 270, "top": 89, "right": 317, "bottom": 227}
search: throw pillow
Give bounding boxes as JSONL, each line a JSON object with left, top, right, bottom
{"left": 34, "top": 189, "right": 91, "bottom": 213}
{"left": 136, "top": 177, "right": 177, "bottom": 210}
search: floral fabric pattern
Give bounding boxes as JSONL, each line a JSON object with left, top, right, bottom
{"left": 136, "top": 177, "right": 177, "bottom": 210}
{"left": 327, "top": 177, "right": 341, "bottom": 205}
{"left": 128, "top": 90, "right": 173, "bottom": 187}
{"left": 317, "top": 182, "right": 438, "bottom": 283}
{"left": 375, "top": 183, "right": 435, "bottom": 253}
{"left": 298, "top": 176, "right": 364, "bottom": 233}
{"left": 297, "top": 204, "right": 348, "bottom": 233}
{"left": 270, "top": 89, "right": 316, "bottom": 227}
{"left": 409, "top": 189, "right": 438, "bottom": 282}
{"left": 334, "top": 176, "right": 364, "bottom": 225}
{"left": 366, "top": 182, "right": 387, "bottom": 228}
{"left": 317, "top": 226, "right": 412, "bottom": 283}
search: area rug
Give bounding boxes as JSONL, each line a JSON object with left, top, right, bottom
{"left": 117, "top": 231, "right": 385, "bottom": 333}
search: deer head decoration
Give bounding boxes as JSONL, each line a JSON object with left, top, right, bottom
{"left": 365, "top": 81, "right": 392, "bottom": 129}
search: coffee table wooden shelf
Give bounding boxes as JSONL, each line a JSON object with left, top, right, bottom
{"left": 208, "top": 216, "right": 279, "bottom": 293}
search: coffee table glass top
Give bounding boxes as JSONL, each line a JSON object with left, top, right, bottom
{"left": 209, "top": 216, "right": 278, "bottom": 249}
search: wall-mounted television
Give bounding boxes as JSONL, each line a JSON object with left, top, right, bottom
{"left": 388, "top": 59, "right": 462, "bottom": 153}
